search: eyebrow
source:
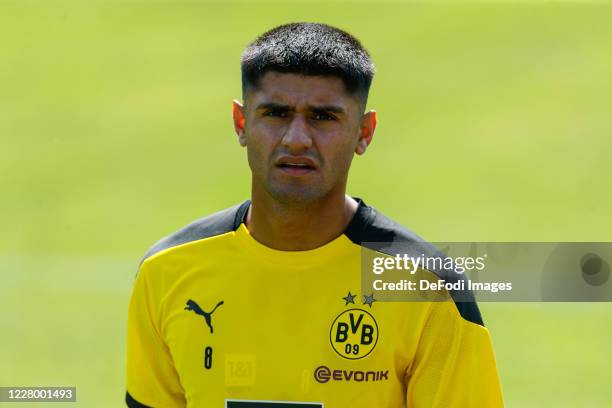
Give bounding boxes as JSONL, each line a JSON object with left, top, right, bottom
{"left": 256, "top": 102, "right": 292, "bottom": 112}
{"left": 255, "top": 102, "right": 346, "bottom": 115}
{"left": 312, "top": 105, "right": 346, "bottom": 115}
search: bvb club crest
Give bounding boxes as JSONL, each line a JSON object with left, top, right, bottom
{"left": 329, "top": 292, "right": 379, "bottom": 360}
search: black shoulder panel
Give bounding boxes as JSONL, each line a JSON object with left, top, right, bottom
{"left": 138, "top": 200, "right": 250, "bottom": 268}
{"left": 345, "top": 199, "right": 484, "bottom": 327}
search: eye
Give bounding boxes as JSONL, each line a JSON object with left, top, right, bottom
{"left": 313, "top": 111, "right": 335, "bottom": 121}
{"left": 264, "top": 109, "right": 288, "bottom": 118}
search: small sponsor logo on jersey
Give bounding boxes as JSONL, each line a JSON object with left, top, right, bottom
{"left": 329, "top": 308, "right": 378, "bottom": 359}
{"left": 184, "top": 298, "right": 224, "bottom": 333}
{"left": 313, "top": 365, "right": 389, "bottom": 383}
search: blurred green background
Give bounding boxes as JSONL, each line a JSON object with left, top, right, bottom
{"left": 1, "top": 0, "right": 611, "bottom": 406}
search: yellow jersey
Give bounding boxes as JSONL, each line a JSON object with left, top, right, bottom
{"left": 125, "top": 199, "right": 503, "bottom": 407}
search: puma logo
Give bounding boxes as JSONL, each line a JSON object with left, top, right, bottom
{"left": 184, "top": 299, "right": 224, "bottom": 333}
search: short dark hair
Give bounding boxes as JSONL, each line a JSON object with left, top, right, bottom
{"left": 241, "top": 22, "right": 375, "bottom": 109}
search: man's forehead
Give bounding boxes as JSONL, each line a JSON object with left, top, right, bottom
{"left": 249, "top": 71, "right": 354, "bottom": 107}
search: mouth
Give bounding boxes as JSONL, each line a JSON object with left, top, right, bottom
{"left": 275, "top": 157, "right": 317, "bottom": 175}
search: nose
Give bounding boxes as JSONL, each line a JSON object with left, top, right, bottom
{"left": 281, "top": 114, "right": 313, "bottom": 153}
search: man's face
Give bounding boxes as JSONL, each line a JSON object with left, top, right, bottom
{"left": 233, "top": 71, "right": 376, "bottom": 204}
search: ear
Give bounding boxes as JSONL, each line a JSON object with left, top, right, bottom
{"left": 232, "top": 99, "right": 247, "bottom": 147}
{"left": 355, "top": 110, "right": 377, "bottom": 155}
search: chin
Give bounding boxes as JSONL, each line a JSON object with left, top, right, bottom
{"left": 267, "top": 185, "right": 328, "bottom": 205}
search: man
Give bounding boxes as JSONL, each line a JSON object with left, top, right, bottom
{"left": 125, "top": 23, "right": 503, "bottom": 407}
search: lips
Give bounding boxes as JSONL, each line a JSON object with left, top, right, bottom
{"left": 279, "top": 162, "right": 312, "bottom": 169}
{"left": 275, "top": 156, "right": 317, "bottom": 175}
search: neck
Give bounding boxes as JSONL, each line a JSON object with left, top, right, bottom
{"left": 245, "top": 188, "right": 358, "bottom": 251}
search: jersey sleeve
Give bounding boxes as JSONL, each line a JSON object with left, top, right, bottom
{"left": 125, "top": 262, "right": 186, "bottom": 407}
{"left": 406, "top": 300, "right": 504, "bottom": 407}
